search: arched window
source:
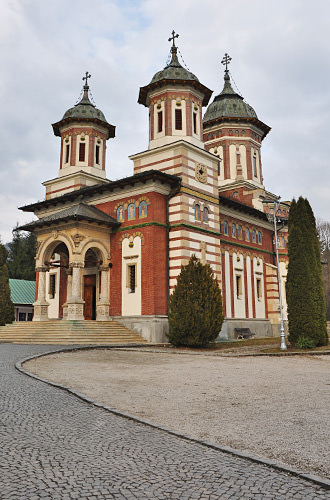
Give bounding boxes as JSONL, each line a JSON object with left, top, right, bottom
{"left": 232, "top": 191, "right": 239, "bottom": 200}
{"left": 127, "top": 203, "right": 136, "bottom": 221}
{"left": 139, "top": 201, "right": 148, "bottom": 218}
{"left": 117, "top": 206, "right": 125, "bottom": 222}
{"left": 203, "top": 207, "right": 209, "bottom": 223}
{"left": 223, "top": 221, "right": 229, "bottom": 235}
{"left": 245, "top": 227, "right": 250, "bottom": 241}
{"left": 252, "top": 229, "right": 256, "bottom": 243}
{"left": 258, "top": 231, "right": 262, "bottom": 244}
{"left": 238, "top": 225, "right": 243, "bottom": 239}
{"left": 194, "top": 204, "right": 201, "bottom": 221}
{"left": 231, "top": 224, "right": 236, "bottom": 238}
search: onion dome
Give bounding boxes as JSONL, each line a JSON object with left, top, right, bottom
{"left": 203, "top": 54, "right": 270, "bottom": 137}
{"left": 138, "top": 31, "right": 212, "bottom": 107}
{"left": 52, "top": 72, "right": 115, "bottom": 139}
{"left": 203, "top": 71, "right": 257, "bottom": 122}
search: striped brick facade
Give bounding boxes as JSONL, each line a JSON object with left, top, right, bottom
{"left": 21, "top": 45, "right": 291, "bottom": 342}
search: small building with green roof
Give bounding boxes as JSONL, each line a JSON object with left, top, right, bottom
{"left": 9, "top": 279, "right": 36, "bottom": 321}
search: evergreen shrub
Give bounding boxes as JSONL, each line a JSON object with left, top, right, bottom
{"left": 0, "top": 244, "right": 15, "bottom": 326}
{"left": 295, "top": 336, "right": 315, "bottom": 350}
{"left": 168, "top": 255, "right": 224, "bottom": 347}
{"left": 286, "top": 197, "right": 328, "bottom": 347}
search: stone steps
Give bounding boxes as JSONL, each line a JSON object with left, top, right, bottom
{"left": 0, "top": 320, "right": 147, "bottom": 344}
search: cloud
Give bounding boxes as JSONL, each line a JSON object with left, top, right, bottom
{"left": 0, "top": 0, "right": 330, "bottom": 242}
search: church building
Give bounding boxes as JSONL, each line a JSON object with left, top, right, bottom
{"left": 20, "top": 33, "right": 289, "bottom": 342}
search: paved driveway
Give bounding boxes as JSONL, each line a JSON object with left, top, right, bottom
{"left": 1, "top": 344, "right": 329, "bottom": 499}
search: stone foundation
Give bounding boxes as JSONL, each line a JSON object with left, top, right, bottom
{"left": 219, "top": 318, "right": 275, "bottom": 340}
{"left": 113, "top": 315, "right": 169, "bottom": 343}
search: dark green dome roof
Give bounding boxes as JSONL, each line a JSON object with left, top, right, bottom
{"left": 150, "top": 49, "right": 199, "bottom": 85}
{"left": 52, "top": 81, "right": 115, "bottom": 139}
{"left": 62, "top": 88, "right": 108, "bottom": 122}
{"left": 138, "top": 39, "right": 212, "bottom": 107}
{"left": 203, "top": 71, "right": 257, "bottom": 123}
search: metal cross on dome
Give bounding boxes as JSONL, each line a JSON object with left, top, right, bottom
{"left": 168, "top": 30, "right": 179, "bottom": 48}
{"left": 221, "top": 53, "right": 232, "bottom": 71}
{"left": 82, "top": 71, "right": 91, "bottom": 86}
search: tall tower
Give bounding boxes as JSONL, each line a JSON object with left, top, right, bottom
{"left": 44, "top": 73, "right": 116, "bottom": 200}
{"left": 203, "top": 55, "right": 271, "bottom": 210}
{"left": 138, "top": 30, "right": 212, "bottom": 151}
{"left": 131, "top": 32, "right": 222, "bottom": 289}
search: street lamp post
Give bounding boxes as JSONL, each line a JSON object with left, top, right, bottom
{"left": 264, "top": 198, "right": 287, "bottom": 350}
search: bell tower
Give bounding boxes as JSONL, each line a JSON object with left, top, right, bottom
{"left": 203, "top": 55, "right": 271, "bottom": 209}
{"left": 131, "top": 32, "right": 222, "bottom": 290}
{"left": 138, "top": 31, "right": 212, "bottom": 151}
{"left": 44, "top": 73, "right": 116, "bottom": 200}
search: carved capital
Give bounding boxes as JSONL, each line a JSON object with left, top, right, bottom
{"left": 36, "top": 266, "right": 49, "bottom": 273}
{"left": 70, "top": 261, "right": 84, "bottom": 269}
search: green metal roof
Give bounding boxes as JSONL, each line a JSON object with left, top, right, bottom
{"left": 19, "top": 203, "right": 120, "bottom": 231}
{"left": 52, "top": 84, "right": 116, "bottom": 139}
{"left": 9, "top": 279, "right": 36, "bottom": 305}
{"left": 203, "top": 71, "right": 257, "bottom": 123}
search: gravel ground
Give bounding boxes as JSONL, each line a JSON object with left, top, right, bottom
{"left": 24, "top": 348, "right": 330, "bottom": 480}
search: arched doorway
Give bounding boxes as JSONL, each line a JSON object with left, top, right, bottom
{"left": 45, "top": 242, "right": 70, "bottom": 319}
{"left": 83, "top": 248, "right": 102, "bottom": 320}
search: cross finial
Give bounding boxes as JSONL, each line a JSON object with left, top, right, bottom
{"left": 168, "top": 30, "right": 179, "bottom": 48}
{"left": 221, "top": 53, "right": 232, "bottom": 72}
{"left": 82, "top": 71, "right": 91, "bottom": 87}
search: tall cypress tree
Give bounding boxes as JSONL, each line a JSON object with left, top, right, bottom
{"left": 304, "top": 199, "right": 328, "bottom": 345}
{"left": 0, "top": 243, "right": 15, "bottom": 326}
{"left": 168, "top": 255, "right": 224, "bottom": 347}
{"left": 286, "top": 197, "right": 328, "bottom": 346}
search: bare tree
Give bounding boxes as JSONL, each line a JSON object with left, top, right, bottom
{"left": 317, "top": 218, "right": 330, "bottom": 320}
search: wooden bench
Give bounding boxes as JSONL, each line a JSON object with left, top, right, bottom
{"left": 234, "top": 328, "right": 255, "bottom": 340}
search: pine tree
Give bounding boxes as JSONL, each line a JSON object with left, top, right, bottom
{"left": 7, "top": 227, "right": 36, "bottom": 280}
{"left": 168, "top": 255, "right": 224, "bottom": 347}
{"left": 286, "top": 197, "right": 328, "bottom": 347}
{"left": 0, "top": 243, "right": 15, "bottom": 326}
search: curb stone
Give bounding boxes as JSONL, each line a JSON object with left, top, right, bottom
{"left": 16, "top": 344, "right": 330, "bottom": 493}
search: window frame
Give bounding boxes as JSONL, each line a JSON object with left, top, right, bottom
{"left": 127, "top": 264, "right": 136, "bottom": 294}
{"left": 79, "top": 142, "right": 86, "bottom": 162}
{"left": 175, "top": 109, "right": 182, "bottom": 130}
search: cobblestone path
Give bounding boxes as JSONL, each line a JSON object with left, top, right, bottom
{"left": 1, "top": 345, "right": 329, "bottom": 500}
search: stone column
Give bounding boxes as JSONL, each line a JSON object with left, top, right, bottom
{"left": 62, "top": 269, "right": 72, "bottom": 320}
{"left": 66, "top": 262, "right": 85, "bottom": 320}
{"left": 96, "top": 266, "right": 111, "bottom": 321}
{"left": 33, "top": 267, "right": 49, "bottom": 321}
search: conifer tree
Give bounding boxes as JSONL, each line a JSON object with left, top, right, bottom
{"left": 7, "top": 227, "right": 36, "bottom": 280}
{"left": 168, "top": 255, "right": 224, "bottom": 347}
{"left": 0, "top": 243, "right": 15, "bottom": 326}
{"left": 286, "top": 197, "right": 328, "bottom": 346}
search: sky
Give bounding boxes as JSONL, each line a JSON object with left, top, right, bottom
{"left": 1, "top": 0, "right": 330, "bottom": 243}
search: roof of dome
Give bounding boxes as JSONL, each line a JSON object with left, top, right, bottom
{"left": 52, "top": 75, "right": 115, "bottom": 139}
{"left": 62, "top": 92, "right": 108, "bottom": 122}
{"left": 150, "top": 49, "right": 200, "bottom": 85}
{"left": 203, "top": 70, "right": 258, "bottom": 123}
{"left": 138, "top": 33, "right": 212, "bottom": 107}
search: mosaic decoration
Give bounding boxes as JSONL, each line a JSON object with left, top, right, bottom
{"left": 116, "top": 205, "right": 125, "bottom": 222}
{"left": 203, "top": 207, "right": 209, "bottom": 223}
{"left": 119, "top": 231, "right": 145, "bottom": 245}
{"left": 139, "top": 200, "right": 148, "bottom": 218}
{"left": 194, "top": 204, "right": 201, "bottom": 221}
{"left": 127, "top": 203, "right": 136, "bottom": 221}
